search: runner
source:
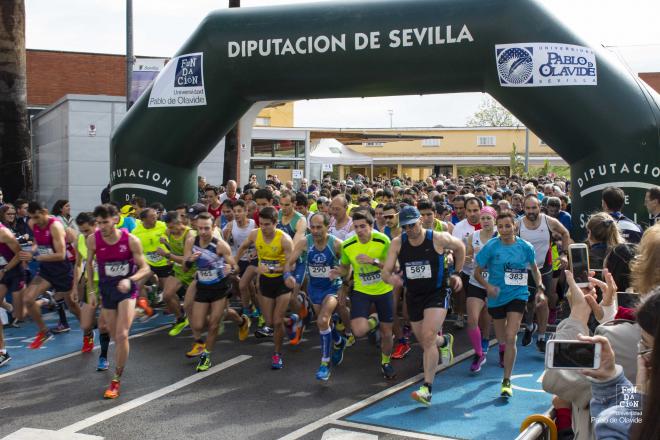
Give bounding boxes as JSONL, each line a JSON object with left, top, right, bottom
{"left": 382, "top": 206, "right": 466, "bottom": 405}
{"left": 183, "top": 212, "right": 248, "bottom": 372}
{"left": 328, "top": 195, "right": 354, "bottom": 240}
{"left": 72, "top": 212, "right": 112, "bottom": 371}
{"left": 0, "top": 222, "right": 22, "bottom": 366}
{"left": 473, "top": 211, "right": 545, "bottom": 398}
{"left": 237, "top": 206, "right": 294, "bottom": 369}
{"left": 285, "top": 212, "right": 343, "bottom": 380}
{"left": 329, "top": 210, "right": 396, "bottom": 379}
{"left": 518, "top": 194, "right": 570, "bottom": 351}
{"left": 465, "top": 206, "right": 497, "bottom": 373}
{"left": 86, "top": 204, "right": 151, "bottom": 399}
{"left": 418, "top": 200, "right": 453, "bottom": 234}
{"left": 160, "top": 211, "right": 196, "bottom": 337}
{"left": 20, "top": 202, "right": 74, "bottom": 349}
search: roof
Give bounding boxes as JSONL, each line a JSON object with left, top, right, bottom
{"left": 310, "top": 139, "right": 373, "bottom": 165}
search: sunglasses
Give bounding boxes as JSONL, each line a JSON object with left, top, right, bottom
{"left": 383, "top": 214, "right": 396, "bottom": 219}
{"left": 402, "top": 222, "right": 418, "bottom": 229}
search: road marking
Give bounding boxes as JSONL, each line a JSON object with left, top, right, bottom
{"left": 278, "top": 342, "right": 493, "bottom": 440}
{"left": 2, "top": 427, "right": 103, "bottom": 440}
{"left": 332, "top": 420, "right": 456, "bottom": 440}
{"left": 510, "top": 373, "right": 545, "bottom": 393}
{"left": 0, "top": 325, "right": 169, "bottom": 381}
{"left": 321, "top": 427, "right": 377, "bottom": 440}
{"left": 59, "top": 355, "right": 251, "bottom": 434}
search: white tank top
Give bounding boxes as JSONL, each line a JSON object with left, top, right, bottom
{"left": 329, "top": 217, "right": 354, "bottom": 241}
{"left": 468, "top": 230, "right": 493, "bottom": 288}
{"left": 231, "top": 219, "right": 256, "bottom": 261}
{"left": 518, "top": 214, "right": 551, "bottom": 267}
{"left": 452, "top": 219, "right": 476, "bottom": 275}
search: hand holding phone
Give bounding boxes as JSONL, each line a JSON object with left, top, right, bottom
{"left": 568, "top": 244, "right": 590, "bottom": 288}
{"left": 545, "top": 339, "right": 602, "bottom": 370}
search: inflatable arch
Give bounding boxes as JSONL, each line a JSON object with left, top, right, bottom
{"left": 110, "top": 0, "right": 660, "bottom": 233}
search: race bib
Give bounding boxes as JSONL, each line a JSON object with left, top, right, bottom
{"left": 504, "top": 268, "right": 528, "bottom": 286}
{"left": 146, "top": 251, "right": 164, "bottom": 263}
{"left": 309, "top": 265, "right": 330, "bottom": 278}
{"left": 359, "top": 270, "right": 382, "bottom": 285}
{"left": 197, "top": 269, "right": 220, "bottom": 283}
{"left": 37, "top": 245, "right": 54, "bottom": 256}
{"left": 105, "top": 262, "right": 130, "bottom": 277}
{"left": 0, "top": 256, "right": 7, "bottom": 266}
{"left": 261, "top": 259, "right": 279, "bottom": 267}
{"left": 405, "top": 261, "right": 432, "bottom": 279}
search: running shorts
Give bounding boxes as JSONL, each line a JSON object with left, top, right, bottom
{"left": 195, "top": 278, "right": 232, "bottom": 303}
{"left": 406, "top": 288, "right": 450, "bottom": 323}
{"left": 238, "top": 259, "right": 258, "bottom": 276}
{"left": 466, "top": 283, "right": 488, "bottom": 301}
{"left": 38, "top": 261, "right": 73, "bottom": 293}
{"left": 259, "top": 275, "right": 290, "bottom": 299}
{"left": 350, "top": 290, "right": 393, "bottom": 323}
{"left": 150, "top": 264, "right": 172, "bottom": 279}
{"left": 308, "top": 285, "right": 339, "bottom": 306}
{"left": 99, "top": 280, "right": 138, "bottom": 310}
{"left": 488, "top": 299, "right": 527, "bottom": 319}
{"left": 0, "top": 266, "right": 25, "bottom": 292}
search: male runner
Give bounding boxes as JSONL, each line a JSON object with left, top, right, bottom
{"left": 328, "top": 195, "right": 354, "bottom": 240}
{"left": 237, "top": 207, "right": 294, "bottom": 369}
{"left": 518, "top": 195, "right": 570, "bottom": 351}
{"left": 20, "top": 202, "right": 74, "bottom": 349}
{"left": 474, "top": 211, "right": 544, "bottom": 398}
{"left": 0, "top": 222, "right": 22, "bottom": 366}
{"left": 418, "top": 200, "right": 453, "bottom": 234}
{"left": 73, "top": 212, "right": 112, "bottom": 371}
{"left": 285, "top": 212, "right": 345, "bottom": 380}
{"left": 184, "top": 212, "right": 248, "bottom": 372}
{"left": 330, "top": 210, "right": 396, "bottom": 379}
{"left": 382, "top": 206, "right": 465, "bottom": 405}
{"left": 86, "top": 204, "right": 150, "bottom": 399}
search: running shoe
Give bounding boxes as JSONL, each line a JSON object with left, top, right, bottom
{"left": 411, "top": 385, "right": 432, "bottom": 406}
{"left": 186, "top": 341, "right": 205, "bottom": 358}
{"left": 522, "top": 323, "right": 538, "bottom": 347}
{"left": 286, "top": 314, "right": 299, "bottom": 340}
{"left": 439, "top": 333, "right": 455, "bottom": 365}
{"left": 196, "top": 352, "right": 212, "bottom": 372}
{"left": 500, "top": 378, "right": 513, "bottom": 398}
{"left": 238, "top": 314, "right": 251, "bottom": 341}
{"left": 381, "top": 362, "right": 396, "bottom": 380}
{"left": 345, "top": 333, "right": 356, "bottom": 347}
{"left": 97, "top": 356, "right": 109, "bottom": 371}
{"left": 536, "top": 338, "right": 547, "bottom": 353}
{"left": 168, "top": 317, "right": 189, "bottom": 337}
{"left": 255, "top": 326, "right": 273, "bottom": 338}
{"left": 481, "top": 339, "right": 490, "bottom": 354}
{"left": 104, "top": 380, "right": 120, "bottom": 399}
{"left": 392, "top": 340, "right": 411, "bottom": 359}
{"left": 499, "top": 350, "right": 505, "bottom": 368}
{"left": 0, "top": 352, "right": 11, "bottom": 367}
{"left": 331, "top": 336, "right": 347, "bottom": 366}
{"left": 316, "top": 363, "right": 331, "bottom": 381}
{"left": 136, "top": 297, "right": 154, "bottom": 317}
{"left": 290, "top": 316, "right": 305, "bottom": 346}
{"left": 470, "top": 353, "right": 487, "bottom": 373}
{"left": 271, "top": 353, "right": 283, "bottom": 370}
{"left": 51, "top": 322, "right": 71, "bottom": 334}
{"left": 28, "top": 330, "right": 53, "bottom": 349}
{"left": 82, "top": 334, "right": 95, "bottom": 353}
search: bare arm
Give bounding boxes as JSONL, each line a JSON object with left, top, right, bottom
{"left": 0, "top": 229, "right": 22, "bottom": 273}
{"left": 216, "top": 238, "right": 238, "bottom": 273}
{"left": 285, "top": 238, "right": 307, "bottom": 272}
{"left": 381, "top": 236, "right": 402, "bottom": 286}
{"left": 294, "top": 216, "right": 307, "bottom": 245}
{"left": 35, "top": 221, "right": 67, "bottom": 262}
{"left": 434, "top": 232, "right": 465, "bottom": 274}
{"left": 279, "top": 233, "right": 294, "bottom": 273}
{"left": 128, "top": 235, "right": 151, "bottom": 284}
{"left": 236, "top": 229, "right": 257, "bottom": 262}
{"left": 85, "top": 234, "right": 97, "bottom": 296}
{"left": 547, "top": 215, "right": 572, "bottom": 256}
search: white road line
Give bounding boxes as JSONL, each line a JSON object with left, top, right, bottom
{"left": 0, "top": 325, "right": 169, "bottom": 381}
{"left": 278, "top": 344, "right": 487, "bottom": 440}
{"left": 332, "top": 420, "right": 457, "bottom": 440}
{"left": 59, "top": 355, "right": 251, "bottom": 434}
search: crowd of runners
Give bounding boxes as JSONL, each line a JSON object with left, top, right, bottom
{"left": 0, "top": 174, "right": 658, "bottom": 423}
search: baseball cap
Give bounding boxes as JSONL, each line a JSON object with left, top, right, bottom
{"left": 120, "top": 205, "right": 135, "bottom": 216}
{"left": 446, "top": 184, "right": 458, "bottom": 192}
{"left": 187, "top": 203, "right": 207, "bottom": 218}
{"left": 398, "top": 206, "right": 421, "bottom": 226}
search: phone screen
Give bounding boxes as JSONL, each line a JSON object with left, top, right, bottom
{"left": 570, "top": 246, "right": 589, "bottom": 284}
{"left": 552, "top": 342, "right": 596, "bottom": 368}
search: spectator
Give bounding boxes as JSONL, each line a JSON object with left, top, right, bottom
{"left": 644, "top": 186, "right": 660, "bottom": 227}
{"left": 586, "top": 212, "right": 623, "bottom": 275}
{"left": 197, "top": 176, "right": 207, "bottom": 202}
{"left": 546, "top": 196, "right": 572, "bottom": 232}
{"left": 601, "top": 187, "right": 642, "bottom": 243}
{"left": 52, "top": 200, "right": 76, "bottom": 231}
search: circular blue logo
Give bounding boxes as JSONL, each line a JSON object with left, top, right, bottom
{"left": 497, "top": 47, "right": 534, "bottom": 85}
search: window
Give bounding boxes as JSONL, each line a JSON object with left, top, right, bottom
{"left": 254, "top": 117, "right": 271, "bottom": 126}
{"left": 422, "top": 138, "right": 440, "bottom": 147}
{"left": 251, "top": 139, "right": 304, "bottom": 158}
{"left": 363, "top": 141, "right": 384, "bottom": 147}
{"left": 477, "top": 136, "right": 496, "bottom": 146}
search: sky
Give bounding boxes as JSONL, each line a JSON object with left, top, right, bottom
{"left": 25, "top": 0, "right": 660, "bottom": 128}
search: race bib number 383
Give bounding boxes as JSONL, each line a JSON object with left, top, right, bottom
{"left": 505, "top": 268, "right": 528, "bottom": 286}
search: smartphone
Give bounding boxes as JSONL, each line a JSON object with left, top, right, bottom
{"left": 545, "top": 340, "right": 601, "bottom": 369}
{"left": 617, "top": 291, "right": 640, "bottom": 309}
{"left": 569, "top": 243, "right": 590, "bottom": 288}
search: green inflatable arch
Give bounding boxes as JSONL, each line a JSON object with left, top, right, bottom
{"left": 110, "top": 0, "right": 660, "bottom": 233}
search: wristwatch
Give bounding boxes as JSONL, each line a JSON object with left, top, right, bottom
{"left": 373, "top": 258, "right": 380, "bottom": 266}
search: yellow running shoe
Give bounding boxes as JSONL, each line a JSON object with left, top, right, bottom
{"left": 501, "top": 378, "right": 513, "bottom": 398}
{"left": 238, "top": 314, "right": 251, "bottom": 341}
{"left": 168, "top": 317, "right": 189, "bottom": 337}
{"left": 186, "top": 341, "right": 205, "bottom": 358}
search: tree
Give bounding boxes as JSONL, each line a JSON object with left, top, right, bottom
{"left": 509, "top": 143, "right": 525, "bottom": 176}
{"left": 467, "top": 96, "right": 520, "bottom": 127}
{"left": 0, "top": 0, "right": 31, "bottom": 200}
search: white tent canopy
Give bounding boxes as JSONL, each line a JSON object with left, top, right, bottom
{"left": 310, "top": 138, "right": 373, "bottom": 165}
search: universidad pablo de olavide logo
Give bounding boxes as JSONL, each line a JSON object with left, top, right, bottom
{"left": 148, "top": 52, "right": 207, "bottom": 107}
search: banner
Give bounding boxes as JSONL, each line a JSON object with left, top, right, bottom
{"left": 148, "top": 52, "right": 207, "bottom": 108}
{"left": 130, "top": 58, "right": 168, "bottom": 106}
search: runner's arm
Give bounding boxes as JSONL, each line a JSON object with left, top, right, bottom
{"left": 293, "top": 216, "right": 307, "bottom": 245}
{"left": 216, "top": 239, "right": 239, "bottom": 273}
{"left": 35, "top": 221, "right": 67, "bottom": 262}
{"left": 0, "top": 229, "right": 22, "bottom": 273}
{"left": 278, "top": 233, "right": 294, "bottom": 273}
{"left": 434, "top": 232, "right": 466, "bottom": 274}
{"left": 85, "top": 234, "right": 97, "bottom": 296}
{"left": 473, "top": 263, "right": 488, "bottom": 287}
{"left": 547, "top": 215, "right": 572, "bottom": 255}
{"left": 127, "top": 234, "right": 151, "bottom": 284}
{"left": 285, "top": 238, "right": 306, "bottom": 272}
{"left": 222, "top": 221, "right": 232, "bottom": 241}
{"left": 381, "top": 236, "right": 401, "bottom": 285}
{"left": 236, "top": 229, "right": 257, "bottom": 262}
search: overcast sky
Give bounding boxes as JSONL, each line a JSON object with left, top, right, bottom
{"left": 26, "top": 0, "right": 660, "bottom": 128}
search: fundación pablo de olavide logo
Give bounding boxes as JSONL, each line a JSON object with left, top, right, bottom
{"left": 495, "top": 43, "right": 597, "bottom": 87}
{"left": 148, "top": 52, "right": 207, "bottom": 107}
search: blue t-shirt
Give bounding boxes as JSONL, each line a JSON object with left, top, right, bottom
{"left": 557, "top": 211, "right": 572, "bottom": 232}
{"left": 118, "top": 216, "right": 137, "bottom": 233}
{"left": 475, "top": 236, "right": 537, "bottom": 308}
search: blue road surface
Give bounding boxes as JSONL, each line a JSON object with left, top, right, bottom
{"left": 347, "top": 339, "right": 551, "bottom": 440}
{"left": 1, "top": 310, "right": 172, "bottom": 374}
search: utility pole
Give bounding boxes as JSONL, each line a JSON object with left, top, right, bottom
{"left": 223, "top": 0, "right": 241, "bottom": 185}
{"left": 524, "top": 127, "right": 529, "bottom": 173}
{"left": 388, "top": 109, "right": 393, "bottom": 128}
{"left": 126, "top": 0, "right": 133, "bottom": 110}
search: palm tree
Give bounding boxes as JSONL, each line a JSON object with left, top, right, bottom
{"left": 0, "top": 0, "right": 31, "bottom": 200}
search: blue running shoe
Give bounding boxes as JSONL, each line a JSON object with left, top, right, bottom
{"left": 381, "top": 362, "right": 396, "bottom": 380}
{"left": 97, "top": 356, "right": 109, "bottom": 371}
{"left": 316, "top": 363, "right": 331, "bottom": 381}
{"left": 331, "top": 336, "right": 347, "bottom": 366}
{"left": 271, "top": 353, "right": 283, "bottom": 370}
{"left": 481, "top": 339, "right": 490, "bottom": 354}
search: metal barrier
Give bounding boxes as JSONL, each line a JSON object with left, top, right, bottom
{"left": 515, "top": 408, "right": 557, "bottom": 440}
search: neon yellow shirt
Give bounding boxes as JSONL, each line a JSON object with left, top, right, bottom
{"left": 340, "top": 231, "right": 391, "bottom": 295}
{"left": 133, "top": 220, "right": 169, "bottom": 267}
